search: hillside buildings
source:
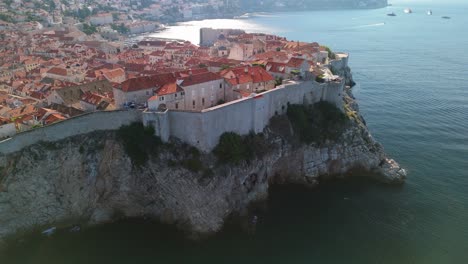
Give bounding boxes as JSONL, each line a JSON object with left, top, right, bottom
{"left": 0, "top": 24, "right": 341, "bottom": 141}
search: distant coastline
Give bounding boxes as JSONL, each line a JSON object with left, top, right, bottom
{"left": 156, "top": 0, "right": 388, "bottom": 25}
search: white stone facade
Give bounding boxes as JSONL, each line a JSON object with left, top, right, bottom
{"left": 181, "top": 79, "right": 230, "bottom": 111}
{"left": 113, "top": 87, "right": 154, "bottom": 108}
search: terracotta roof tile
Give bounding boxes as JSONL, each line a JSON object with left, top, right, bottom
{"left": 287, "top": 57, "right": 306, "bottom": 68}
{"left": 156, "top": 83, "right": 183, "bottom": 96}
{"left": 180, "top": 72, "right": 223, "bottom": 87}
{"left": 47, "top": 67, "right": 68, "bottom": 76}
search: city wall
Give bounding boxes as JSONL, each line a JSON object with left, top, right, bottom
{"left": 0, "top": 80, "right": 344, "bottom": 155}
{"left": 0, "top": 110, "right": 141, "bottom": 155}
{"left": 143, "top": 80, "right": 344, "bottom": 152}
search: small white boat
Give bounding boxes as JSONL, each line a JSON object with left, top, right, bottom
{"left": 427, "top": 10, "right": 433, "bottom": 15}
{"left": 235, "top": 13, "right": 251, "bottom": 19}
{"left": 404, "top": 8, "right": 413, "bottom": 14}
{"left": 42, "top": 227, "right": 57, "bottom": 236}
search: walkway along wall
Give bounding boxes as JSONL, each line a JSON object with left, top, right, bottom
{"left": 143, "top": 80, "right": 344, "bottom": 152}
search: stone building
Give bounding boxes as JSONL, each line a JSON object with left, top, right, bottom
{"left": 220, "top": 66, "right": 276, "bottom": 93}
{"left": 178, "top": 72, "right": 229, "bottom": 111}
{"left": 89, "top": 13, "right": 113, "bottom": 26}
{"left": 113, "top": 76, "right": 156, "bottom": 108}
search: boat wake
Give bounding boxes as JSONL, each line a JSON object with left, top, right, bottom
{"left": 355, "top": 22, "right": 386, "bottom": 28}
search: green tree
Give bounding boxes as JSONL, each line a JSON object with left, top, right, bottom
{"left": 111, "top": 23, "right": 129, "bottom": 34}
{"left": 82, "top": 23, "right": 97, "bottom": 35}
{"left": 321, "top": 45, "right": 336, "bottom": 60}
{"left": 214, "top": 132, "right": 248, "bottom": 164}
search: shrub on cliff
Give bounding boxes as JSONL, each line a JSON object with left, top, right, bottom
{"left": 214, "top": 132, "right": 269, "bottom": 165}
{"left": 117, "top": 122, "right": 162, "bottom": 167}
{"left": 315, "top": 74, "right": 326, "bottom": 83}
{"left": 321, "top": 45, "right": 336, "bottom": 60}
{"left": 287, "top": 102, "right": 348, "bottom": 144}
{"left": 214, "top": 132, "right": 246, "bottom": 164}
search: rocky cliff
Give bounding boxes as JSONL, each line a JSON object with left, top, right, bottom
{"left": 0, "top": 79, "right": 405, "bottom": 244}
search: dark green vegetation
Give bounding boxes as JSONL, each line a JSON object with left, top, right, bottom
{"left": 166, "top": 143, "right": 213, "bottom": 177}
{"left": 117, "top": 123, "right": 162, "bottom": 167}
{"left": 213, "top": 132, "right": 270, "bottom": 165}
{"left": 117, "top": 123, "right": 212, "bottom": 175}
{"left": 82, "top": 23, "right": 97, "bottom": 35}
{"left": 118, "top": 102, "right": 346, "bottom": 168}
{"left": 111, "top": 23, "right": 129, "bottom": 34}
{"left": 275, "top": 77, "right": 284, "bottom": 87}
{"left": 287, "top": 102, "right": 348, "bottom": 144}
{"left": 0, "top": 14, "right": 13, "bottom": 23}
{"left": 321, "top": 46, "right": 336, "bottom": 60}
{"left": 315, "top": 74, "right": 326, "bottom": 83}
{"left": 34, "top": 0, "right": 56, "bottom": 12}
{"left": 0, "top": 166, "right": 5, "bottom": 182}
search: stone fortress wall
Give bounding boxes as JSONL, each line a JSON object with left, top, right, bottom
{"left": 0, "top": 58, "right": 348, "bottom": 155}
{"left": 0, "top": 111, "right": 142, "bottom": 155}
{"left": 144, "top": 80, "right": 344, "bottom": 152}
{"left": 200, "top": 28, "right": 246, "bottom": 46}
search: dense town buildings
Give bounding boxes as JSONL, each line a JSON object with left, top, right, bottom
{"left": 0, "top": 1, "right": 342, "bottom": 140}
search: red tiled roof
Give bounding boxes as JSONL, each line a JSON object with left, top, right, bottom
{"left": 118, "top": 76, "right": 156, "bottom": 92}
{"left": 150, "top": 50, "right": 165, "bottom": 56}
{"left": 156, "top": 83, "right": 183, "bottom": 96}
{"left": 103, "top": 68, "right": 125, "bottom": 80}
{"left": 253, "top": 51, "right": 289, "bottom": 62}
{"left": 221, "top": 66, "right": 274, "bottom": 85}
{"left": 81, "top": 92, "right": 108, "bottom": 106}
{"left": 43, "top": 113, "right": 67, "bottom": 125}
{"left": 265, "top": 62, "right": 287, "bottom": 73}
{"left": 47, "top": 67, "right": 68, "bottom": 76}
{"left": 287, "top": 57, "right": 306, "bottom": 68}
{"left": 180, "top": 72, "right": 223, "bottom": 87}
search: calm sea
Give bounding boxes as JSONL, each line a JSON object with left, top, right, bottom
{"left": 3, "top": 1, "right": 468, "bottom": 263}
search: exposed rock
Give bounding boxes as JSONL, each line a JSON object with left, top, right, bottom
{"left": 0, "top": 79, "right": 405, "bottom": 243}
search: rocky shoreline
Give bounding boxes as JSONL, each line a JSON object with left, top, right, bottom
{"left": 0, "top": 72, "right": 406, "bottom": 244}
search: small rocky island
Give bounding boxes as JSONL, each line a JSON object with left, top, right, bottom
{"left": 0, "top": 30, "right": 405, "bottom": 245}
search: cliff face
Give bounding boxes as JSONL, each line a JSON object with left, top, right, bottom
{"left": 0, "top": 82, "right": 405, "bottom": 243}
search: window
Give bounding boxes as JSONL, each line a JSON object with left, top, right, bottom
{"left": 175, "top": 93, "right": 177, "bottom": 98}
{"left": 193, "top": 100, "right": 195, "bottom": 108}
{"left": 146, "top": 91, "right": 150, "bottom": 95}
{"left": 181, "top": 92, "right": 185, "bottom": 95}
{"left": 202, "top": 98, "right": 205, "bottom": 106}
{"left": 175, "top": 103, "right": 179, "bottom": 109}
{"left": 219, "top": 83, "right": 222, "bottom": 89}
